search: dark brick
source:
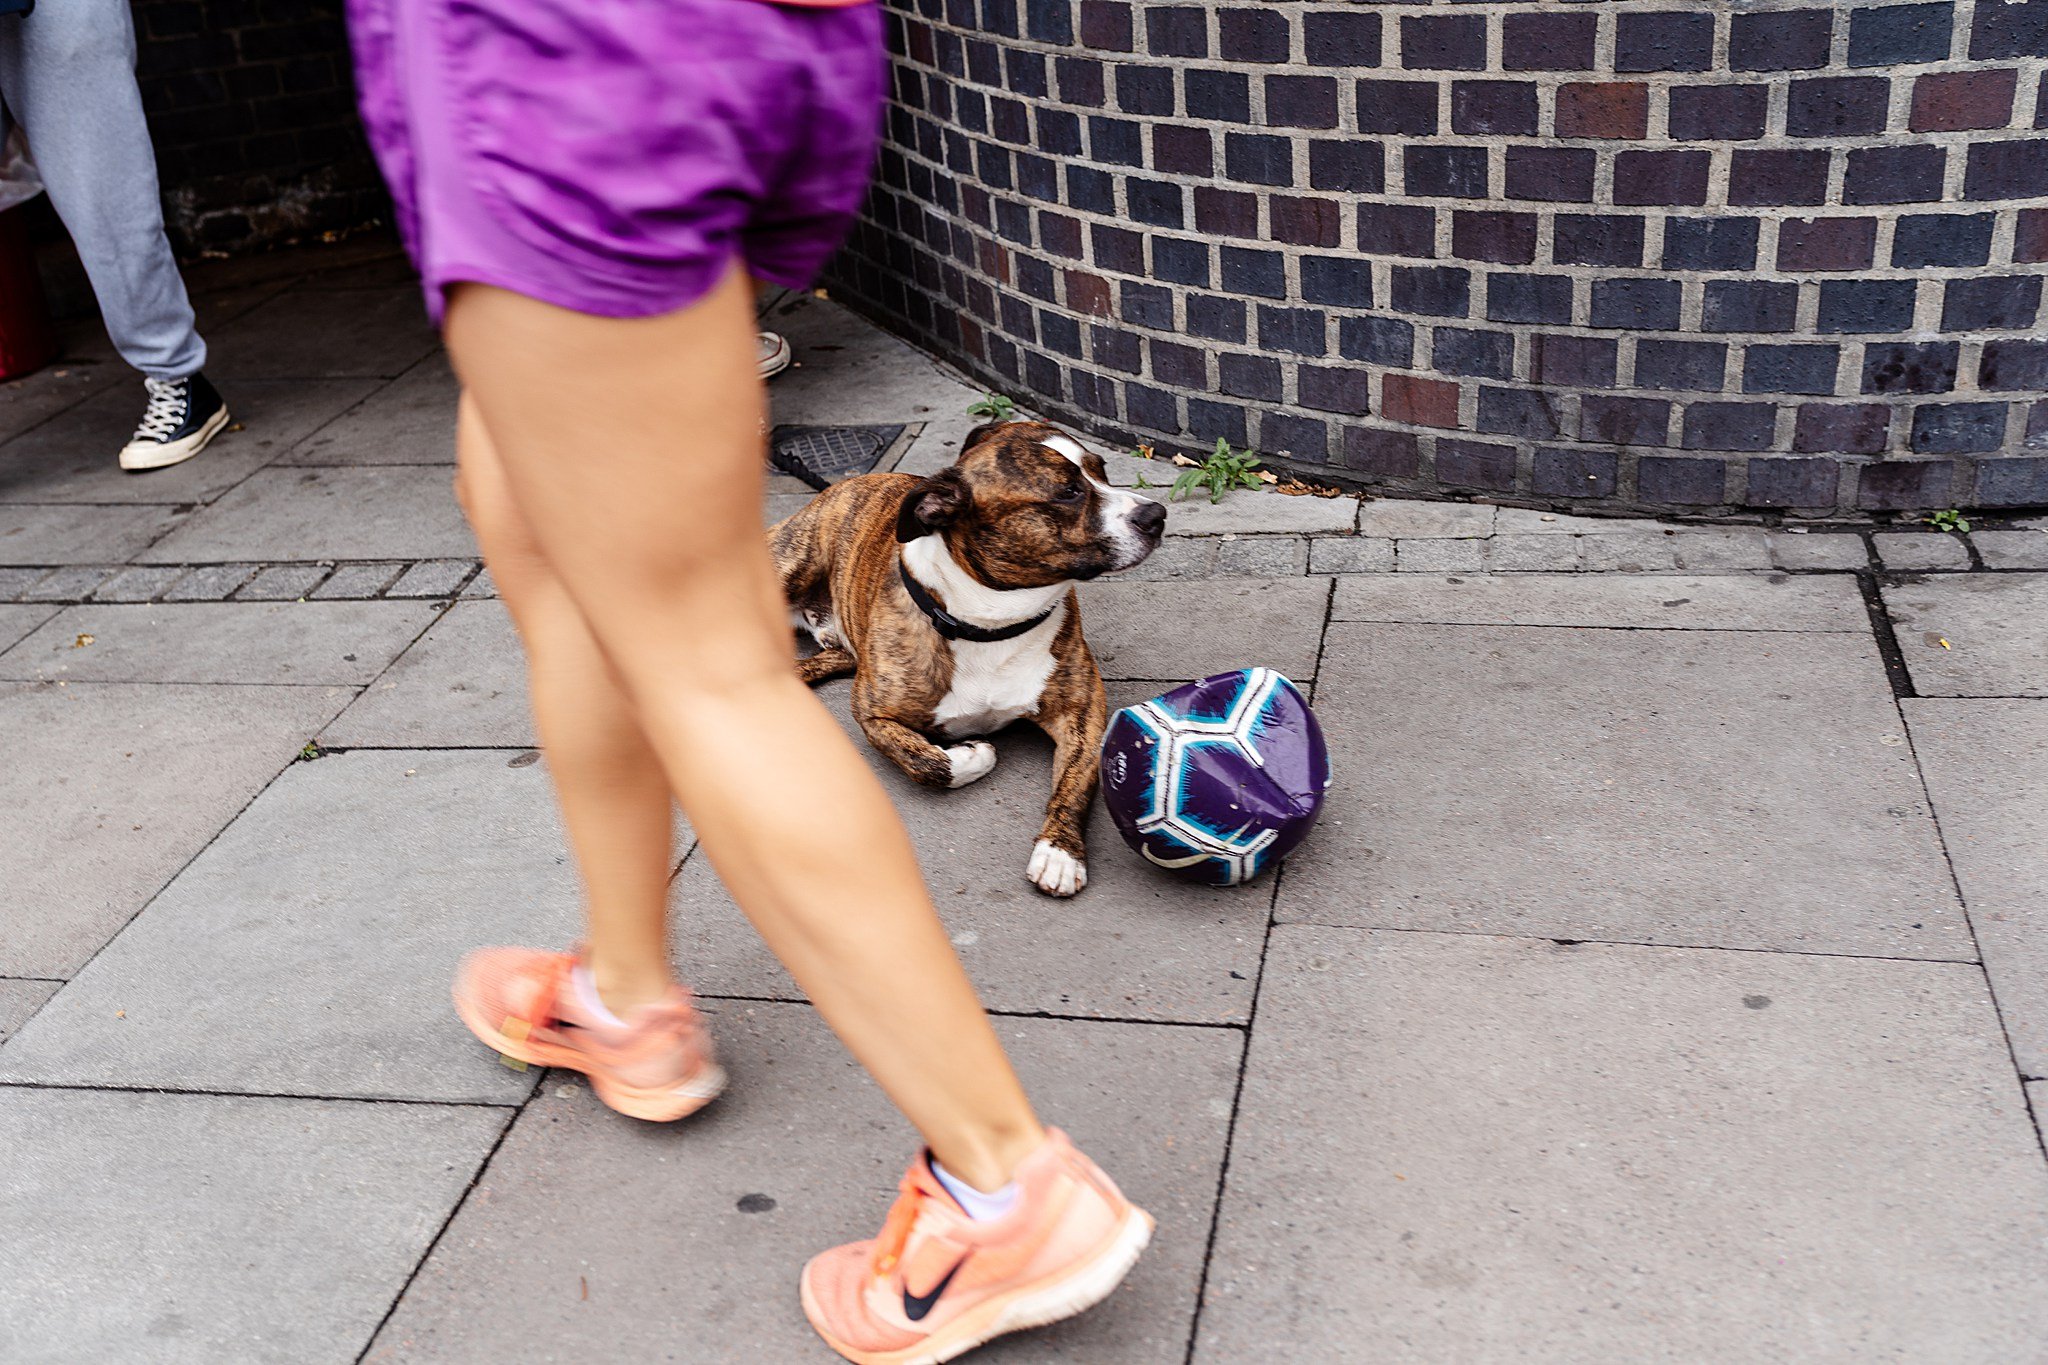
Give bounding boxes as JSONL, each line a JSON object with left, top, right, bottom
{"left": 1730, "top": 149, "right": 1833, "bottom": 206}
{"left": 1144, "top": 5, "right": 1207, "bottom": 58}
{"left": 1127, "top": 178, "right": 1183, "bottom": 228}
{"left": 1383, "top": 373, "right": 1462, "bottom": 428}
{"left": 1796, "top": 404, "right": 1894, "bottom": 454}
{"left": 1356, "top": 79, "right": 1439, "bottom": 135}
{"left": 1745, "top": 344, "right": 1841, "bottom": 395}
{"left": 1259, "top": 305, "right": 1328, "bottom": 356}
{"left": 1614, "top": 151, "right": 1711, "bottom": 206}
{"left": 1819, "top": 279, "right": 1918, "bottom": 333}
{"left": 1664, "top": 218, "right": 1760, "bottom": 270}
{"left": 1540, "top": 335, "right": 1613, "bottom": 388}
{"left": 1747, "top": 457, "right": 1842, "bottom": 508}
{"left": 1067, "top": 165, "right": 1115, "bottom": 213}
{"left": 1359, "top": 203, "right": 1437, "bottom": 258}
{"left": 1857, "top": 460, "right": 1955, "bottom": 509}
{"left": 1402, "top": 14, "right": 1486, "bottom": 70}
{"left": 1532, "top": 447, "right": 1618, "bottom": 498}
{"left": 1910, "top": 69, "right": 2016, "bottom": 130}
{"left": 1261, "top": 411, "right": 1332, "bottom": 463}
{"left": 1555, "top": 83, "right": 1650, "bottom": 140}
{"left": 1776, "top": 217, "right": 1879, "bottom": 272}
{"left": 1270, "top": 196, "right": 1342, "bottom": 248}
{"left": 1039, "top": 311, "right": 1084, "bottom": 357}
{"left": 1041, "top": 212, "right": 1085, "bottom": 259}
{"left": 1479, "top": 387, "right": 1563, "bottom": 439}
{"left": 1056, "top": 57, "right": 1105, "bottom": 106}
{"left": 1297, "top": 365, "right": 1373, "bottom": 415}
{"left": 1090, "top": 223, "right": 1144, "bottom": 272}
{"left": 1089, "top": 117, "right": 1143, "bottom": 166}
{"left": 1553, "top": 215, "right": 1645, "bottom": 268}
{"left": 1343, "top": 427, "right": 1423, "bottom": 479}
{"left": 1452, "top": 81, "right": 1539, "bottom": 136}
{"left": 1406, "top": 146, "right": 1490, "bottom": 198}
{"left": 1452, "top": 211, "right": 1538, "bottom": 265}
{"left": 1864, "top": 341, "right": 1961, "bottom": 394}
{"left": 1000, "top": 292, "right": 1037, "bottom": 340}
{"left": 1019, "top": 256, "right": 1059, "bottom": 303}
{"left": 1187, "top": 398, "right": 1249, "bottom": 448}
{"left": 1220, "top": 246, "right": 1285, "bottom": 298}
{"left": 1219, "top": 352, "right": 1284, "bottom": 401}
{"left": 1488, "top": 274, "right": 1572, "bottom": 325}
{"left": 1146, "top": 235, "right": 1204, "bottom": 286}
{"left": 1639, "top": 456, "right": 1730, "bottom": 504}
{"left": 1026, "top": 0, "right": 1074, "bottom": 45}
{"left": 1680, "top": 403, "right": 1777, "bottom": 452}
{"left": 1224, "top": 133, "right": 1293, "bottom": 187}
{"left": 1433, "top": 328, "right": 1516, "bottom": 380}
{"left": 1125, "top": 382, "right": 1178, "bottom": 432}
{"left": 1730, "top": 9, "right": 1835, "bottom": 70}
{"left": 1309, "top": 141, "right": 1384, "bottom": 193}
{"left": 1304, "top": 11, "right": 1381, "bottom": 67}
{"left": 1186, "top": 294, "right": 1247, "bottom": 342}
{"left": 1433, "top": 438, "right": 1515, "bottom": 489}
{"left": 1078, "top": 1, "right": 1133, "bottom": 50}
{"left": 1581, "top": 396, "right": 1671, "bottom": 446}
{"left": 1286, "top": 258, "right": 1363, "bottom": 310}
{"left": 1193, "top": 187, "right": 1259, "bottom": 237}
{"left": 1152, "top": 124, "right": 1213, "bottom": 176}
{"left": 1912, "top": 402, "right": 2008, "bottom": 453}
{"left": 1505, "top": 147, "right": 1596, "bottom": 202}
{"left": 1965, "top": 140, "right": 2048, "bottom": 199}
{"left": 1636, "top": 339, "right": 1726, "bottom": 392}
{"left": 1264, "top": 75, "right": 1337, "bottom": 128}
{"left": 1844, "top": 145, "right": 1946, "bottom": 204}
{"left": 1787, "top": 77, "right": 1891, "bottom": 137}
{"left": 1980, "top": 339, "right": 2048, "bottom": 390}
{"left": 1503, "top": 12, "right": 1596, "bottom": 71}
{"left": 1115, "top": 65, "right": 1176, "bottom": 115}
{"left": 1976, "top": 454, "right": 2048, "bottom": 506}
{"left": 1392, "top": 265, "right": 1470, "bottom": 318}
{"left": 1704, "top": 281, "right": 1799, "bottom": 333}
{"left": 1943, "top": 276, "right": 2042, "bottom": 330}
{"left": 1150, "top": 338, "right": 1207, "bottom": 387}
{"left": 1065, "top": 269, "right": 1113, "bottom": 317}
{"left": 1616, "top": 12, "right": 1714, "bottom": 72}
{"left": 1037, "top": 108, "right": 1085, "bottom": 155}
{"left": 1092, "top": 325, "right": 1143, "bottom": 374}
{"left": 1340, "top": 316, "right": 1415, "bottom": 367}
{"left": 1184, "top": 69, "right": 1250, "bottom": 121}
{"left": 1218, "top": 7, "right": 1289, "bottom": 61}
{"left": 1119, "top": 280, "right": 1173, "bottom": 327}
{"left": 1852, "top": 3, "right": 1954, "bottom": 64}
{"left": 1669, "top": 85, "right": 1769, "bottom": 141}
{"left": 1969, "top": 0, "right": 2048, "bottom": 58}
{"left": 1591, "top": 278, "right": 1682, "bottom": 331}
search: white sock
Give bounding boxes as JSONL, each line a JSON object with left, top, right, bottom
{"left": 569, "top": 964, "right": 627, "bottom": 1028}
{"left": 931, "top": 1159, "right": 1021, "bottom": 1222}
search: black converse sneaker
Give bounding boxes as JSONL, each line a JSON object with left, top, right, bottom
{"left": 119, "top": 373, "right": 230, "bottom": 472}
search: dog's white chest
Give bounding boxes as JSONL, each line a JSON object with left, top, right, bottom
{"left": 931, "top": 626, "right": 1061, "bottom": 739}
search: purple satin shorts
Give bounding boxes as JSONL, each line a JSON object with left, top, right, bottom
{"left": 347, "top": 0, "right": 884, "bottom": 325}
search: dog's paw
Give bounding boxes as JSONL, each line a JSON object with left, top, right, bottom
{"left": 1027, "top": 839, "right": 1087, "bottom": 897}
{"left": 945, "top": 740, "right": 998, "bottom": 788}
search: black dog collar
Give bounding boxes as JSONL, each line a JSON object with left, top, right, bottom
{"left": 898, "top": 558, "right": 1057, "bottom": 643}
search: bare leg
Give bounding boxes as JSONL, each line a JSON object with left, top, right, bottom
{"left": 453, "top": 397, "right": 676, "bottom": 1013}
{"left": 444, "top": 270, "right": 1043, "bottom": 1189}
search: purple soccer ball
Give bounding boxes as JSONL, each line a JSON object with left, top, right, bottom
{"left": 1099, "top": 668, "right": 1332, "bottom": 886}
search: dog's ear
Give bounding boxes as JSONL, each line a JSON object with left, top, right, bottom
{"left": 895, "top": 468, "right": 970, "bottom": 542}
{"left": 960, "top": 421, "right": 1008, "bottom": 455}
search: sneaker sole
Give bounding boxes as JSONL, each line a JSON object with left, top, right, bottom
{"left": 120, "top": 403, "right": 231, "bottom": 472}
{"left": 759, "top": 336, "right": 792, "bottom": 380}
{"left": 453, "top": 992, "right": 726, "bottom": 1123}
{"left": 803, "top": 1205, "right": 1154, "bottom": 1365}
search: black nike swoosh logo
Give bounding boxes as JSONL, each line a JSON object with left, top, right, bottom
{"left": 902, "top": 1257, "right": 967, "bottom": 1322}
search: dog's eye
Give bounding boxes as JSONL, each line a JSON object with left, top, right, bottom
{"left": 1052, "top": 484, "right": 1086, "bottom": 504}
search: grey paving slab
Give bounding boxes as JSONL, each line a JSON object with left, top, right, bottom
{"left": 0, "top": 566, "right": 48, "bottom": 598}
{"left": 322, "top": 599, "right": 530, "bottom": 747}
{"left": 1358, "top": 499, "right": 1496, "bottom": 539}
{"left": 1882, "top": 574, "right": 2048, "bottom": 698}
{"left": 0, "top": 1089, "right": 505, "bottom": 1365}
{"left": 137, "top": 465, "right": 478, "bottom": 564}
{"left": 1495, "top": 507, "right": 1668, "bottom": 534}
{"left": 0, "top": 750, "right": 646, "bottom": 1102}
{"left": 313, "top": 561, "right": 405, "bottom": 599}
{"left": 1077, "top": 575, "right": 1328, "bottom": 682}
{"left": 368, "top": 1002, "right": 1237, "bottom": 1365}
{"left": 204, "top": 285, "right": 439, "bottom": 379}
{"left": 280, "top": 352, "right": 458, "bottom": 466}
{"left": 0, "top": 681, "right": 353, "bottom": 977}
{"left": 19, "top": 564, "right": 113, "bottom": 601}
{"left": 0, "top": 603, "right": 55, "bottom": 651}
{"left": 764, "top": 490, "right": 817, "bottom": 527}
{"left": 0, "top": 502, "right": 186, "bottom": 565}
{"left": 1277, "top": 623, "right": 1968, "bottom": 957}
{"left": 667, "top": 679, "right": 1264, "bottom": 1024}
{"left": 0, "top": 378, "right": 378, "bottom": 505}
{"left": 1906, "top": 699, "right": 2048, "bottom": 1077}
{"left": 90, "top": 565, "right": 186, "bottom": 602}
{"left": 1482, "top": 534, "right": 1584, "bottom": 571}
{"left": 0, "top": 979, "right": 58, "bottom": 1043}
{"left": 1197, "top": 928, "right": 2048, "bottom": 1365}
{"left": 387, "top": 559, "right": 477, "bottom": 598}
{"left": 1162, "top": 490, "right": 1355, "bottom": 536}
{"left": 159, "top": 562, "right": 256, "bottom": 601}
{"left": 1874, "top": 531, "right": 1972, "bottom": 571}
{"left": 1581, "top": 531, "right": 1683, "bottom": 572}
{"left": 1214, "top": 535, "right": 1306, "bottom": 576}
{"left": 1768, "top": 530, "right": 1872, "bottom": 571}
{"left": 459, "top": 565, "right": 497, "bottom": 597}
{"left": 1396, "top": 537, "right": 1484, "bottom": 572}
{"left": 1333, "top": 572, "right": 1867, "bottom": 632}
{"left": 1113, "top": 537, "right": 1219, "bottom": 582}
{"left": 0, "top": 601, "right": 437, "bottom": 685}
{"left": 1973, "top": 530, "right": 2048, "bottom": 569}
{"left": 1668, "top": 527, "right": 1773, "bottom": 571}
{"left": 1307, "top": 536, "right": 1395, "bottom": 574}
{"left": 235, "top": 563, "right": 332, "bottom": 601}
{"left": 0, "top": 357, "right": 121, "bottom": 444}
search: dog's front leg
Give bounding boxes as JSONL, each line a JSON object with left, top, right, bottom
{"left": 1028, "top": 683, "right": 1107, "bottom": 898}
{"left": 798, "top": 646, "right": 856, "bottom": 687}
{"left": 856, "top": 711, "right": 999, "bottom": 790}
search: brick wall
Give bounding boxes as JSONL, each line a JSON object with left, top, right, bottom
{"left": 132, "top": 0, "right": 384, "bottom": 253}
{"left": 828, "top": 0, "right": 2048, "bottom": 518}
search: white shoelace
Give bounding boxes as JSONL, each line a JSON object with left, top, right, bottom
{"left": 131, "top": 378, "right": 188, "bottom": 443}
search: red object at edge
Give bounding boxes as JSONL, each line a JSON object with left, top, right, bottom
{"left": 0, "top": 203, "right": 58, "bottom": 382}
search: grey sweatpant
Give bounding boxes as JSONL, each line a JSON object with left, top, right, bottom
{"left": 0, "top": 0, "right": 205, "bottom": 379}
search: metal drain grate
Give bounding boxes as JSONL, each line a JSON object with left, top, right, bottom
{"left": 769, "top": 424, "right": 903, "bottom": 490}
